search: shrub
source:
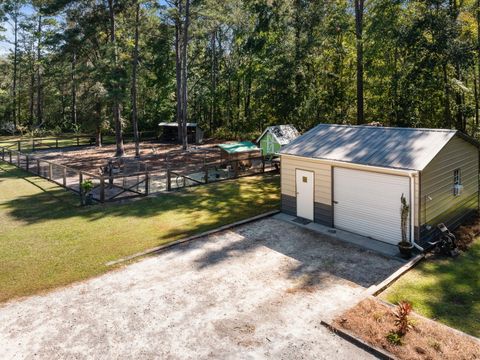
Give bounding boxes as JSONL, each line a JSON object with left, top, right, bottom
{"left": 81, "top": 180, "right": 94, "bottom": 193}
{"left": 386, "top": 331, "right": 403, "bottom": 346}
{"left": 393, "top": 301, "right": 414, "bottom": 336}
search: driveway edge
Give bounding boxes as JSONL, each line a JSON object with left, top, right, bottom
{"left": 365, "top": 253, "right": 425, "bottom": 296}
{"left": 105, "top": 210, "right": 280, "bottom": 266}
{"left": 320, "top": 320, "right": 397, "bottom": 360}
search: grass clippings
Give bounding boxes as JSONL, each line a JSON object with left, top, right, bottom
{"left": 334, "top": 297, "right": 480, "bottom": 360}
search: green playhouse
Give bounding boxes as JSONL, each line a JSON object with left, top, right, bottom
{"left": 257, "top": 125, "right": 300, "bottom": 156}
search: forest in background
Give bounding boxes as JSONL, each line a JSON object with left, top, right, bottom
{"left": 1, "top": 0, "right": 480, "bottom": 151}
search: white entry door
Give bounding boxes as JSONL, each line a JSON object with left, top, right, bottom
{"left": 333, "top": 167, "right": 410, "bottom": 245}
{"left": 296, "top": 169, "right": 314, "bottom": 220}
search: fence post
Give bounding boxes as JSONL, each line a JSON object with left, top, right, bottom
{"left": 32, "top": 139, "right": 35, "bottom": 151}
{"left": 63, "top": 167, "right": 67, "bottom": 187}
{"left": 262, "top": 157, "right": 265, "bottom": 173}
{"left": 9, "top": 150, "right": 12, "bottom": 164}
{"left": 17, "top": 152, "right": 20, "bottom": 167}
{"left": 17, "top": 141, "right": 21, "bottom": 151}
{"left": 1, "top": 147, "right": 4, "bottom": 160}
{"left": 77, "top": 136, "right": 80, "bottom": 146}
{"left": 79, "top": 172, "right": 83, "bottom": 195}
{"left": 48, "top": 163, "right": 53, "bottom": 180}
{"left": 26, "top": 155, "right": 29, "bottom": 172}
{"left": 205, "top": 167, "right": 209, "bottom": 184}
{"left": 100, "top": 175, "right": 105, "bottom": 203}
{"left": 145, "top": 172, "right": 149, "bottom": 196}
{"left": 167, "top": 169, "right": 171, "bottom": 191}
{"left": 36, "top": 159, "right": 40, "bottom": 175}
{"left": 56, "top": 139, "right": 59, "bottom": 148}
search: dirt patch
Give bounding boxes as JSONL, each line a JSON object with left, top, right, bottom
{"left": 35, "top": 140, "right": 225, "bottom": 174}
{"left": 333, "top": 297, "right": 480, "bottom": 360}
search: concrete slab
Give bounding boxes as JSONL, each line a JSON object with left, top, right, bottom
{"left": 274, "top": 212, "right": 404, "bottom": 260}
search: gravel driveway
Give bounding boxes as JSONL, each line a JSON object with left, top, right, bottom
{"left": 0, "top": 217, "right": 403, "bottom": 359}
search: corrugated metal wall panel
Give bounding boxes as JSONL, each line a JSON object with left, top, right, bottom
{"left": 420, "top": 136, "right": 479, "bottom": 226}
{"left": 334, "top": 167, "right": 410, "bottom": 245}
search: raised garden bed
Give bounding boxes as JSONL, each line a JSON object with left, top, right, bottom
{"left": 333, "top": 297, "right": 480, "bottom": 360}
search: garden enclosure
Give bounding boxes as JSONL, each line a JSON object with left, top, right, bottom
{"left": 0, "top": 142, "right": 277, "bottom": 203}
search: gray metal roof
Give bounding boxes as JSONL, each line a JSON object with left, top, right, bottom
{"left": 280, "top": 124, "right": 478, "bottom": 171}
{"left": 159, "top": 122, "right": 199, "bottom": 128}
{"left": 257, "top": 125, "right": 300, "bottom": 145}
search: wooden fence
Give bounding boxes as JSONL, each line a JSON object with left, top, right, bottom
{"left": 0, "top": 146, "right": 149, "bottom": 203}
{"left": 165, "top": 156, "right": 277, "bottom": 191}
{"left": 0, "top": 131, "right": 159, "bottom": 153}
{"left": 1, "top": 145, "right": 278, "bottom": 204}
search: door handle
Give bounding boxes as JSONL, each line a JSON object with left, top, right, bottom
{"left": 333, "top": 200, "right": 338, "bottom": 204}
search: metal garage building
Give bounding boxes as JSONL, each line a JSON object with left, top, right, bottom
{"left": 280, "top": 124, "right": 479, "bottom": 247}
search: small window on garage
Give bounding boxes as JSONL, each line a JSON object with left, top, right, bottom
{"left": 453, "top": 169, "right": 463, "bottom": 196}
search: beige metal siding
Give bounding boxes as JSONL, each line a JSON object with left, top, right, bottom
{"left": 281, "top": 155, "right": 331, "bottom": 206}
{"left": 420, "top": 136, "right": 479, "bottom": 227}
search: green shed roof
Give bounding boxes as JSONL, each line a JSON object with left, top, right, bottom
{"left": 217, "top": 141, "right": 259, "bottom": 154}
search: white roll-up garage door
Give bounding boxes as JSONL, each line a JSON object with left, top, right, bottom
{"left": 333, "top": 167, "right": 410, "bottom": 245}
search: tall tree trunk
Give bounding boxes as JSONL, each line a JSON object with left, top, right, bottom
{"left": 180, "top": 0, "right": 190, "bottom": 150}
{"left": 210, "top": 29, "right": 216, "bottom": 133}
{"left": 175, "top": 0, "right": 183, "bottom": 143}
{"left": 455, "top": 65, "right": 464, "bottom": 131}
{"left": 107, "top": 0, "right": 125, "bottom": 157}
{"left": 29, "top": 64, "right": 35, "bottom": 125}
{"left": 12, "top": 8, "right": 19, "bottom": 131}
{"left": 354, "top": 0, "right": 365, "bottom": 125}
{"left": 96, "top": 101, "right": 103, "bottom": 146}
{"left": 71, "top": 50, "right": 77, "bottom": 128}
{"left": 131, "top": 0, "right": 140, "bottom": 158}
{"left": 443, "top": 63, "right": 452, "bottom": 128}
{"left": 36, "top": 14, "right": 43, "bottom": 127}
{"left": 475, "top": 0, "right": 480, "bottom": 135}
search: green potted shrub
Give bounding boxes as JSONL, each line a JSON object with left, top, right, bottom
{"left": 398, "top": 193, "right": 413, "bottom": 258}
{"left": 80, "top": 180, "right": 94, "bottom": 206}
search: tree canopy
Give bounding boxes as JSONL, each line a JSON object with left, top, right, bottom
{"left": 1, "top": 0, "right": 479, "bottom": 141}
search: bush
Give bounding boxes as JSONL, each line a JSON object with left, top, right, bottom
{"left": 386, "top": 331, "right": 403, "bottom": 346}
{"left": 81, "top": 180, "right": 94, "bottom": 193}
{"left": 393, "top": 301, "right": 414, "bottom": 336}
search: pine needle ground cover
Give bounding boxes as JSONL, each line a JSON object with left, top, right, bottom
{"left": 0, "top": 163, "right": 280, "bottom": 302}
{"left": 334, "top": 298, "right": 480, "bottom": 360}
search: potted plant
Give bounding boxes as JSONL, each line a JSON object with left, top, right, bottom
{"left": 80, "top": 179, "right": 94, "bottom": 206}
{"left": 398, "top": 193, "right": 413, "bottom": 258}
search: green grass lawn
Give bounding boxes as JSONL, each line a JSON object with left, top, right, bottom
{"left": 0, "top": 163, "right": 280, "bottom": 303}
{"left": 381, "top": 242, "right": 480, "bottom": 337}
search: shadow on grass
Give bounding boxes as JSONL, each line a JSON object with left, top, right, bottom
{"left": 0, "top": 163, "right": 280, "bottom": 236}
{"left": 386, "top": 246, "right": 480, "bottom": 337}
{"left": 418, "top": 247, "right": 480, "bottom": 337}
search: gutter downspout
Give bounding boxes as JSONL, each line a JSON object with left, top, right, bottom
{"left": 410, "top": 171, "right": 424, "bottom": 251}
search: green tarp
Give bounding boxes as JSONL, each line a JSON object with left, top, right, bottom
{"left": 217, "top": 141, "right": 259, "bottom": 154}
